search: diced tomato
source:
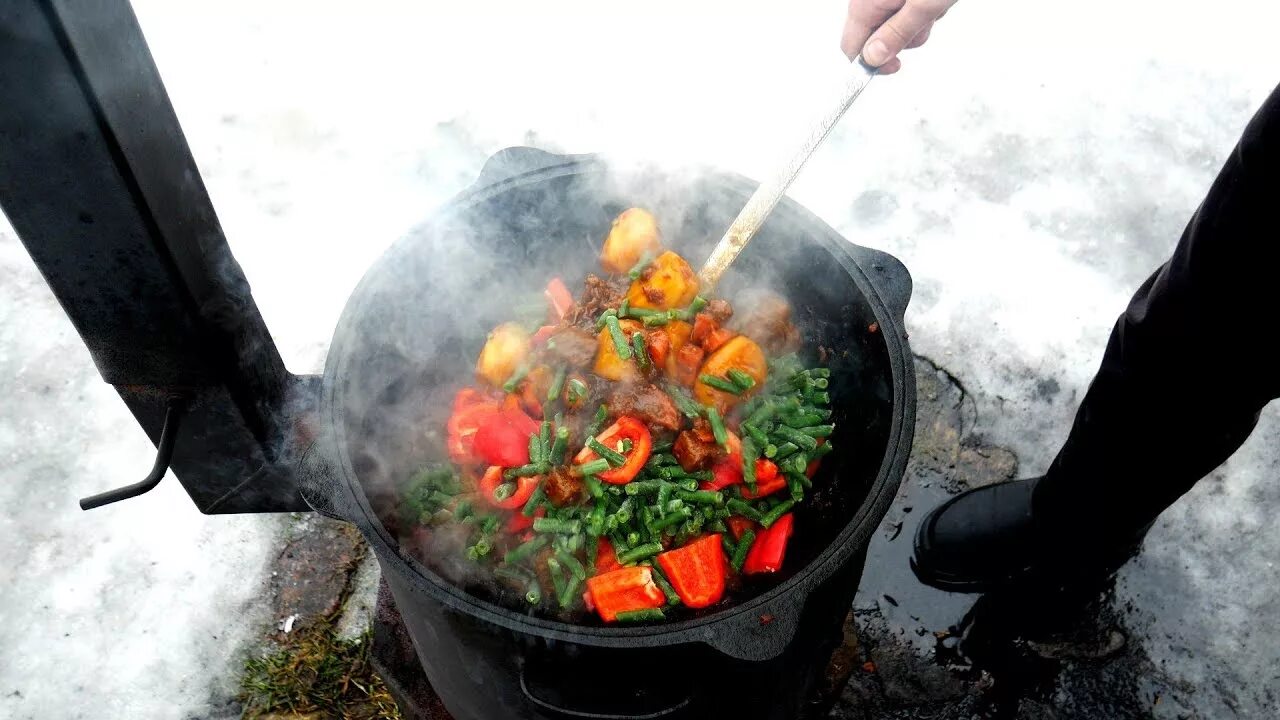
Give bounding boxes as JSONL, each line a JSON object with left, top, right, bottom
{"left": 645, "top": 329, "right": 670, "bottom": 370}
{"left": 702, "top": 328, "right": 735, "bottom": 354}
{"left": 674, "top": 344, "right": 704, "bottom": 386}
{"left": 472, "top": 408, "right": 539, "bottom": 467}
{"left": 479, "top": 466, "right": 540, "bottom": 510}
{"left": 690, "top": 312, "right": 716, "bottom": 344}
{"left": 656, "top": 534, "right": 727, "bottom": 608}
{"left": 531, "top": 325, "right": 558, "bottom": 346}
{"left": 742, "top": 513, "right": 794, "bottom": 574}
{"left": 595, "top": 537, "right": 623, "bottom": 575}
{"left": 446, "top": 395, "right": 501, "bottom": 465}
{"left": 573, "top": 416, "right": 652, "bottom": 485}
{"left": 586, "top": 567, "right": 665, "bottom": 622}
{"left": 545, "top": 277, "right": 575, "bottom": 321}
{"left": 726, "top": 516, "right": 757, "bottom": 541}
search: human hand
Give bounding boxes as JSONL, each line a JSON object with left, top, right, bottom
{"left": 840, "top": 0, "right": 959, "bottom": 74}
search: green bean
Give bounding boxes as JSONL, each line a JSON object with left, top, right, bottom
{"left": 624, "top": 480, "right": 663, "bottom": 496}
{"left": 494, "top": 565, "right": 534, "bottom": 586}
{"left": 699, "top": 374, "right": 742, "bottom": 395}
{"left": 730, "top": 530, "right": 755, "bottom": 572}
{"left": 651, "top": 438, "right": 674, "bottom": 454}
{"left": 586, "top": 500, "right": 607, "bottom": 537}
{"left": 534, "top": 517, "right": 582, "bottom": 535}
{"left": 502, "top": 363, "right": 530, "bottom": 393}
{"left": 650, "top": 508, "right": 692, "bottom": 533}
{"left": 642, "top": 314, "right": 670, "bottom": 327}
{"left": 626, "top": 531, "right": 641, "bottom": 547}
{"left": 706, "top": 406, "right": 728, "bottom": 448}
{"left": 664, "top": 498, "right": 685, "bottom": 514}
{"left": 505, "top": 463, "right": 548, "bottom": 480}
{"left": 656, "top": 465, "right": 691, "bottom": 480}
{"left": 726, "top": 499, "right": 763, "bottom": 522}
{"left": 521, "top": 484, "right": 547, "bottom": 517}
{"left": 675, "top": 477, "right": 700, "bottom": 492}
{"left": 745, "top": 401, "right": 778, "bottom": 429}
{"left": 763, "top": 443, "right": 778, "bottom": 459}
{"left": 550, "top": 427, "right": 570, "bottom": 465}
{"left": 807, "top": 390, "right": 831, "bottom": 405}
{"left": 810, "top": 441, "right": 833, "bottom": 460}
{"left": 708, "top": 519, "right": 727, "bottom": 533}
{"left": 619, "top": 297, "right": 630, "bottom": 317}
{"left": 586, "top": 404, "right": 608, "bottom": 438}
{"left": 782, "top": 412, "right": 824, "bottom": 428}
{"left": 627, "top": 252, "right": 655, "bottom": 280}
{"left": 666, "top": 385, "right": 702, "bottom": 419}
{"left": 726, "top": 369, "right": 757, "bottom": 392}
{"left": 504, "top": 536, "right": 549, "bottom": 564}
{"left": 676, "top": 490, "right": 724, "bottom": 506}
{"left": 773, "top": 425, "right": 819, "bottom": 451}
{"left": 686, "top": 296, "right": 708, "bottom": 316}
{"left": 759, "top": 499, "right": 795, "bottom": 528}
{"left": 547, "top": 557, "right": 567, "bottom": 602}
{"left": 574, "top": 458, "right": 610, "bottom": 477}
{"left": 528, "top": 434, "right": 543, "bottom": 466}
{"left": 595, "top": 308, "right": 617, "bottom": 331}
{"left": 742, "top": 423, "right": 770, "bottom": 448}
{"left": 616, "top": 541, "right": 663, "bottom": 565}
{"left": 813, "top": 377, "right": 829, "bottom": 389}
{"left": 656, "top": 482, "right": 673, "bottom": 508}
{"left": 616, "top": 608, "right": 665, "bottom": 623}
{"left": 787, "top": 475, "right": 805, "bottom": 502}
{"left": 558, "top": 573, "right": 583, "bottom": 609}
{"left": 614, "top": 497, "right": 634, "bottom": 524}
{"left": 525, "top": 579, "right": 542, "bottom": 605}
{"left": 773, "top": 442, "right": 800, "bottom": 461}
{"left": 804, "top": 367, "right": 831, "bottom": 378}
{"left": 566, "top": 378, "right": 588, "bottom": 405}
{"left": 797, "top": 424, "right": 835, "bottom": 438}
{"left": 742, "top": 437, "right": 758, "bottom": 491}
{"left": 586, "top": 437, "right": 626, "bottom": 468}
{"left": 649, "top": 565, "right": 682, "bottom": 606}
{"left": 492, "top": 482, "right": 516, "bottom": 503}
{"left": 603, "top": 315, "right": 632, "bottom": 359}
{"left": 632, "top": 332, "right": 650, "bottom": 369}
{"left": 555, "top": 549, "right": 587, "bottom": 581}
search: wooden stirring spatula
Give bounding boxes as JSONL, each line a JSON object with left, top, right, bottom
{"left": 698, "top": 57, "right": 878, "bottom": 289}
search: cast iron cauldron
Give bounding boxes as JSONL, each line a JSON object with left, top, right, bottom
{"left": 299, "top": 147, "right": 915, "bottom": 720}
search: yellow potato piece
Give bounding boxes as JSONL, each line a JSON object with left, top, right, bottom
{"left": 626, "top": 251, "right": 699, "bottom": 310}
{"left": 475, "top": 322, "right": 530, "bottom": 387}
{"left": 592, "top": 319, "right": 643, "bottom": 382}
{"left": 601, "top": 208, "right": 662, "bottom": 275}
{"left": 694, "top": 336, "right": 767, "bottom": 411}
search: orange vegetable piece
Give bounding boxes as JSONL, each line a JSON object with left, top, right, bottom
{"left": 694, "top": 336, "right": 766, "bottom": 410}
{"left": 601, "top": 208, "right": 662, "bottom": 275}
{"left": 592, "top": 318, "right": 643, "bottom": 382}
{"left": 625, "top": 251, "right": 699, "bottom": 310}
{"left": 476, "top": 322, "right": 530, "bottom": 387}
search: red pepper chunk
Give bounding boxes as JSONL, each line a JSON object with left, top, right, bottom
{"left": 573, "top": 416, "right": 652, "bottom": 485}
{"left": 586, "top": 567, "right": 665, "bottom": 622}
{"left": 505, "top": 506, "right": 544, "bottom": 533}
{"left": 656, "top": 534, "right": 727, "bottom": 608}
{"left": 742, "top": 513, "right": 795, "bottom": 574}
{"left": 531, "top": 325, "right": 558, "bottom": 347}
{"left": 472, "top": 407, "right": 539, "bottom": 467}
{"left": 594, "top": 537, "right": 623, "bottom": 575}
{"left": 740, "top": 459, "right": 785, "bottom": 499}
{"left": 479, "top": 466, "right": 539, "bottom": 510}
{"left": 725, "top": 516, "right": 758, "bottom": 541}
{"left": 545, "top": 278, "right": 575, "bottom": 322}
{"left": 446, "top": 391, "right": 502, "bottom": 465}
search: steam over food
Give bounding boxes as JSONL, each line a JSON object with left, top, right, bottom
{"left": 399, "top": 209, "right": 836, "bottom": 624}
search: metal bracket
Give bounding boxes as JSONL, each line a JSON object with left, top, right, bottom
{"left": 79, "top": 397, "right": 187, "bottom": 510}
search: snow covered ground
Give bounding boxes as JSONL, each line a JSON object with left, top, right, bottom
{"left": 2, "top": 0, "right": 1277, "bottom": 717}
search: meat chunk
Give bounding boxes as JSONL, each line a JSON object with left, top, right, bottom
{"left": 547, "top": 328, "right": 598, "bottom": 368}
{"left": 569, "top": 274, "right": 625, "bottom": 326}
{"left": 609, "top": 383, "right": 681, "bottom": 432}
{"left": 705, "top": 299, "right": 733, "bottom": 325}
{"left": 733, "top": 290, "right": 801, "bottom": 354}
{"left": 673, "top": 430, "right": 719, "bottom": 472}
{"left": 544, "top": 466, "right": 584, "bottom": 506}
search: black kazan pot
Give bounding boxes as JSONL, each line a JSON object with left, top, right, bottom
{"left": 300, "top": 147, "right": 915, "bottom": 720}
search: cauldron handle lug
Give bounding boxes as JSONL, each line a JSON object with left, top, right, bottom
{"left": 840, "top": 243, "right": 913, "bottom": 325}
{"left": 518, "top": 655, "right": 692, "bottom": 719}
{"left": 470, "top": 146, "right": 598, "bottom": 191}
{"left": 700, "top": 596, "right": 804, "bottom": 662}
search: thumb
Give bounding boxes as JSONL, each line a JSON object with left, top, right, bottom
{"left": 861, "top": 1, "right": 937, "bottom": 67}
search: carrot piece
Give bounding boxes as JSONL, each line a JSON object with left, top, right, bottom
{"left": 545, "top": 278, "right": 575, "bottom": 321}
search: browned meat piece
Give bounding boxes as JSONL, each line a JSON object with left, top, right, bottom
{"left": 569, "top": 274, "right": 625, "bottom": 326}
{"left": 609, "top": 383, "right": 681, "bottom": 432}
{"left": 690, "top": 416, "right": 715, "bottom": 443}
{"left": 673, "top": 430, "right": 719, "bottom": 471}
{"left": 544, "top": 466, "right": 584, "bottom": 506}
{"left": 705, "top": 298, "right": 733, "bottom": 325}
{"left": 733, "top": 290, "right": 801, "bottom": 354}
{"left": 547, "top": 328, "right": 597, "bottom": 368}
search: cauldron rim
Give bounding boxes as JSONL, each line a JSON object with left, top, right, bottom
{"left": 310, "top": 147, "right": 915, "bottom": 653}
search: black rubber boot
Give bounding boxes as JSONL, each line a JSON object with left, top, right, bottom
{"left": 910, "top": 477, "right": 1144, "bottom": 594}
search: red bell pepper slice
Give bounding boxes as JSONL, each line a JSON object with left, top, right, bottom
{"left": 725, "top": 516, "right": 758, "bottom": 541}
{"left": 740, "top": 459, "right": 785, "bottom": 498}
{"left": 505, "top": 506, "right": 545, "bottom": 533}
{"left": 585, "top": 566, "right": 665, "bottom": 622}
{"left": 742, "top": 513, "right": 794, "bottom": 574}
{"left": 573, "top": 416, "right": 652, "bottom": 485}
{"left": 472, "top": 407, "right": 539, "bottom": 467}
{"left": 531, "top": 325, "right": 558, "bottom": 347}
{"left": 479, "top": 466, "right": 539, "bottom": 510}
{"left": 545, "top": 277, "right": 575, "bottom": 322}
{"left": 594, "top": 537, "right": 623, "bottom": 575}
{"left": 699, "top": 433, "right": 747, "bottom": 492}
{"left": 656, "top": 534, "right": 727, "bottom": 608}
{"left": 446, "top": 391, "right": 501, "bottom": 465}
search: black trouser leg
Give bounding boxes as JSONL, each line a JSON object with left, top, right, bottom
{"left": 1033, "top": 83, "right": 1280, "bottom": 543}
